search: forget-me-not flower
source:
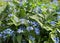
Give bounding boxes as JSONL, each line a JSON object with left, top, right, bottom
{"left": 26, "top": 26, "right": 34, "bottom": 32}
{"left": 17, "top": 29, "right": 23, "bottom": 33}
{"left": 29, "top": 35, "right": 35, "bottom": 41}
{"left": 53, "top": 37, "right": 59, "bottom": 43}
{"left": 50, "top": 21, "right": 56, "bottom": 26}
{"left": 35, "top": 28, "right": 40, "bottom": 35}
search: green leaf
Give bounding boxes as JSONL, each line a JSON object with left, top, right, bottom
{"left": 20, "top": 9, "right": 26, "bottom": 18}
{"left": 29, "top": 15, "right": 52, "bottom": 31}
{"left": 17, "top": 35, "right": 22, "bottom": 43}
{"left": 0, "top": 21, "right": 2, "bottom": 25}
{"left": 0, "top": 38, "right": 2, "bottom": 43}
{"left": 29, "top": 15, "right": 43, "bottom": 27}
{"left": 57, "top": 29, "right": 60, "bottom": 33}
{"left": 43, "top": 26, "right": 52, "bottom": 31}
{"left": 29, "top": 40, "right": 32, "bottom": 43}
{"left": 0, "top": 2, "right": 7, "bottom": 14}
{"left": 44, "top": 41, "right": 49, "bottom": 43}
{"left": 37, "top": 14, "right": 44, "bottom": 19}
{"left": 50, "top": 31, "right": 57, "bottom": 43}
{"left": 10, "top": 15, "right": 20, "bottom": 26}
{"left": 12, "top": 35, "right": 16, "bottom": 43}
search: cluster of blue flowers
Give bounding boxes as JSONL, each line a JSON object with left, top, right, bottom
{"left": 0, "top": 18, "right": 40, "bottom": 42}
{"left": 17, "top": 25, "right": 26, "bottom": 33}
{"left": 16, "top": 19, "right": 40, "bottom": 43}
{"left": 33, "top": 6, "right": 42, "bottom": 14}
{"left": 17, "top": 19, "right": 40, "bottom": 35}
{"left": 0, "top": 28, "right": 14, "bottom": 40}
{"left": 28, "top": 20, "right": 40, "bottom": 35}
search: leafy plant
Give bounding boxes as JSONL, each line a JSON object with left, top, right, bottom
{"left": 0, "top": 0, "right": 60, "bottom": 43}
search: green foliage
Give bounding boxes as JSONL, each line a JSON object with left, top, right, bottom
{"left": 0, "top": 0, "right": 60, "bottom": 43}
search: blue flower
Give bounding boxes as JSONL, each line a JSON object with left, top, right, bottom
{"left": 19, "top": 26, "right": 26, "bottom": 30}
{"left": 17, "top": 25, "right": 26, "bottom": 33}
{"left": 53, "top": 37, "right": 59, "bottom": 43}
{"left": 17, "top": 29, "right": 23, "bottom": 33}
{"left": 35, "top": 28, "right": 40, "bottom": 35}
{"left": 33, "top": 6, "right": 42, "bottom": 14}
{"left": 2, "top": 28, "right": 14, "bottom": 36}
{"left": 0, "top": 33, "right": 2, "bottom": 37}
{"left": 50, "top": 21, "right": 56, "bottom": 26}
{"left": 14, "top": 9, "right": 17, "bottom": 13}
{"left": 31, "top": 21, "right": 38, "bottom": 26}
{"left": 0, "top": 28, "right": 14, "bottom": 40}
{"left": 8, "top": 14, "right": 13, "bottom": 17}
{"left": 3, "top": 36, "right": 7, "bottom": 40}
{"left": 53, "top": 0, "right": 58, "bottom": 3}
{"left": 29, "top": 35, "right": 35, "bottom": 41}
{"left": 26, "top": 26, "right": 34, "bottom": 32}
{"left": 57, "top": 16, "right": 60, "bottom": 20}
{"left": 19, "top": 2, "right": 23, "bottom": 6}
{"left": 57, "top": 12, "right": 60, "bottom": 14}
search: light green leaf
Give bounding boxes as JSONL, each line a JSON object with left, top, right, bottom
{"left": 29, "top": 15, "right": 52, "bottom": 31}
{"left": 29, "top": 15, "right": 43, "bottom": 27}
{"left": 43, "top": 26, "right": 52, "bottom": 31}
{"left": 29, "top": 40, "right": 32, "bottom": 43}
{"left": 0, "top": 2, "right": 7, "bottom": 14}
{"left": 20, "top": 9, "right": 26, "bottom": 18}
{"left": 11, "top": 15, "right": 20, "bottom": 26}
{"left": 57, "top": 29, "right": 60, "bottom": 33}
